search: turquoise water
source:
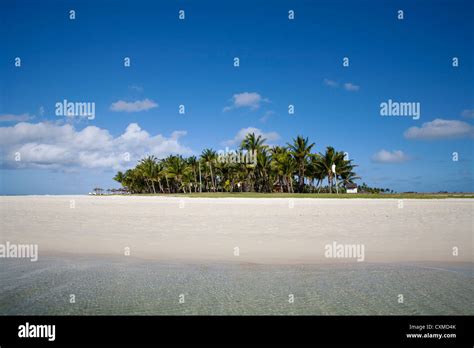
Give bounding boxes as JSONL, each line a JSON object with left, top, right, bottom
{"left": 0, "top": 256, "right": 472, "bottom": 315}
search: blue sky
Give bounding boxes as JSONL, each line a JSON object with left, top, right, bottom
{"left": 1, "top": 0, "right": 473, "bottom": 194}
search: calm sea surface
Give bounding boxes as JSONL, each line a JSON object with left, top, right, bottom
{"left": 1, "top": 256, "right": 472, "bottom": 315}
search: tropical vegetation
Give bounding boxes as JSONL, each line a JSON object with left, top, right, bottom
{"left": 112, "top": 134, "right": 360, "bottom": 194}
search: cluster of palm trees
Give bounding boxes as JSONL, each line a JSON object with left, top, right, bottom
{"left": 113, "top": 134, "right": 360, "bottom": 194}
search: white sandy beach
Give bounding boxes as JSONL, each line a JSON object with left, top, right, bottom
{"left": 0, "top": 196, "right": 472, "bottom": 264}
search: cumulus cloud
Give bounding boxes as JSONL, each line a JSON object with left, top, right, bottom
{"left": 223, "top": 92, "right": 268, "bottom": 111}
{"left": 222, "top": 127, "right": 280, "bottom": 146}
{"left": 343, "top": 82, "right": 360, "bottom": 91}
{"left": 110, "top": 98, "right": 158, "bottom": 112}
{"left": 129, "top": 85, "right": 144, "bottom": 93}
{"left": 404, "top": 118, "right": 474, "bottom": 140}
{"left": 259, "top": 110, "right": 275, "bottom": 123}
{"left": 0, "top": 113, "right": 34, "bottom": 122}
{"left": 323, "top": 79, "right": 338, "bottom": 87}
{"left": 371, "top": 150, "right": 411, "bottom": 163}
{"left": 461, "top": 109, "right": 474, "bottom": 119}
{"left": 0, "top": 122, "right": 192, "bottom": 170}
{"left": 323, "top": 79, "right": 360, "bottom": 91}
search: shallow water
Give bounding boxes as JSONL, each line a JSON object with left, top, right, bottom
{"left": 0, "top": 256, "right": 472, "bottom": 315}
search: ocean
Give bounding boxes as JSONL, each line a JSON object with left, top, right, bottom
{"left": 1, "top": 256, "right": 472, "bottom": 315}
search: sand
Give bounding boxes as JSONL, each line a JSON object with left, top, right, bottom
{"left": 0, "top": 196, "right": 472, "bottom": 263}
{"left": 1, "top": 196, "right": 473, "bottom": 315}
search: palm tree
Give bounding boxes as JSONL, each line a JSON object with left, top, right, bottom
{"left": 137, "top": 156, "right": 158, "bottom": 193}
{"left": 313, "top": 147, "right": 357, "bottom": 193}
{"left": 113, "top": 171, "right": 125, "bottom": 186}
{"left": 271, "top": 146, "right": 295, "bottom": 192}
{"left": 201, "top": 149, "right": 217, "bottom": 191}
{"left": 314, "top": 147, "right": 337, "bottom": 193}
{"left": 270, "top": 147, "right": 285, "bottom": 192}
{"left": 241, "top": 133, "right": 266, "bottom": 192}
{"left": 337, "top": 160, "right": 360, "bottom": 188}
{"left": 125, "top": 168, "right": 147, "bottom": 193}
{"left": 152, "top": 161, "right": 166, "bottom": 193}
{"left": 256, "top": 148, "right": 272, "bottom": 192}
{"left": 111, "top": 135, "right": 360, "bottom": 195}
{"left": 241, "top": 132, "right": 266, "bottom": 151}
{"left": 187, "top": 156, "right": 199, "bottom": 192}
{"left": 287, "top": 136, "right": 315, "bottom": 192}
{"left": 308, "top": 155, "right": 327, "bottom": 192}
{"left": 166, "top": 155, "right": 190, "bottom": 193}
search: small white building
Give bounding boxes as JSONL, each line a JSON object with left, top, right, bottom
{"left": 345, "top": 183, "right": 358, "bottom": 194}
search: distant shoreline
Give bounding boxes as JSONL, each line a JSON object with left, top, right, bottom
{"left": 123, "top": 192, "right": 474, "bottom": 199}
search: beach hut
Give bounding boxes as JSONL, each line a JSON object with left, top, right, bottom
{"left": 345, "top": 183, "right": 358, "bottom": 194}
{"left": 93, "top": 187, "right": 104, "bottom": 195}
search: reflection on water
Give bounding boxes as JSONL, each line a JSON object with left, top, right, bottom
{"left": 1, "top": 256, "right": 472, "bottom": 315}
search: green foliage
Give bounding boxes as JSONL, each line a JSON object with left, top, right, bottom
{"left": 112, "top": 133, "right": 363, "bottom": 194}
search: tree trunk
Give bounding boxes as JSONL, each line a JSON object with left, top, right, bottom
{"left": 158, "top": 180, "right": 163, "bottom": 193}
{"left": 209, "top": 164, "right": 215, "bottom": 192}
{"left": 145, "top": 179, "right": 152, "bottom": 193}
{"left": 298, "top": 164, "right": 304, "bottom": 192}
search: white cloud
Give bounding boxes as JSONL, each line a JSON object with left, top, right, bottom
{"left": 110, "top": 98, "right": 158, "bottom": 112}
{"left": 461, "top": 109, "right": 474, "bottom": 119}
{"left": 404, "top": 118, "right": 474, "bottom": 140}
{"left": 323, "top": 79, "right": 360, "bottom": 91}
{"left": 222, "top": 127, "right": 280, "bottom": 146}
{"left": 371, "top": 150, "right": 411, "bottom": 163}
{"left": 129, "top": 85, "right": 144, "bottom": 93}
{"left": 0, "top": 122, "right": 192, "bottom": 170}
{"left": 343, "top": 82, "right": 360, "bottom": 92}
{"left": 323, "top": 78, "right": 338, "bottom": 87}
{"left": 0, "top": 113, "right": 33, "bottom": 122}
{"left": 223, "top": 92, "right": 268, "bottom": 111}
{"left": 259, "top": 110, "right": 275, "bottom": 123}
